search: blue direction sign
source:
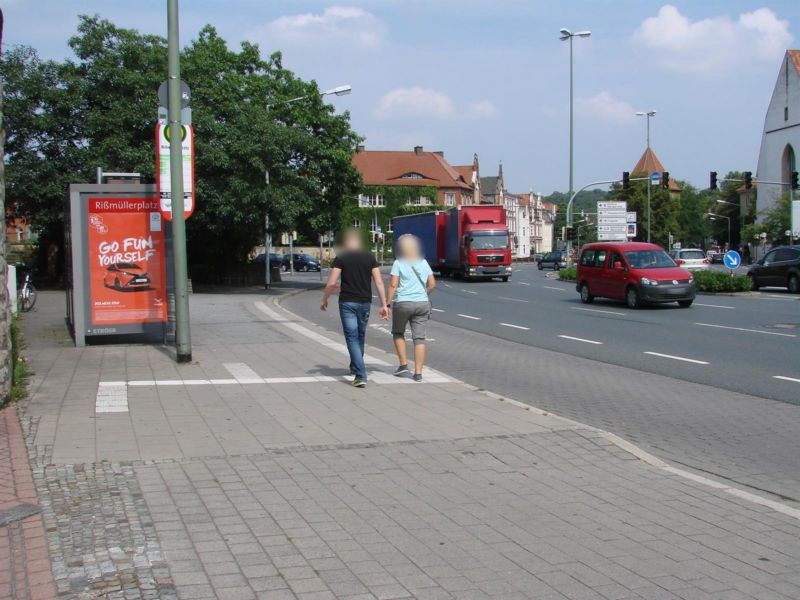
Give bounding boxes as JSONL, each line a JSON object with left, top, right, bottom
{"left": 650, "top": 172, "right": 660, "bottom": 185}
{"left": 723, "top": 250, "right": 741, "bottom": 270}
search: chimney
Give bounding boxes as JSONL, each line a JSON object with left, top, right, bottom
{"left": 434, "top": 151, "right": 444, "bottom": 157}
{"left": 356, "top": 144, "right": 365, "bottom": 152}
{"left": 414, "top": 145, "right": 423, "bottom": 156}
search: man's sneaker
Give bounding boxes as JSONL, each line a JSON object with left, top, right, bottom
{"left": 412, "top": 373, "right": 423, "bottom": 382}
{"left": 351, "top": 377, "right": 366, "bottom": 388}
{"left": 393, "top": 365, "right": 410, "bottom": 377}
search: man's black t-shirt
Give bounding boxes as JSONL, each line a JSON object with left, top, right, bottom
{"left": 333, "top": 251, "right": 379, "bottom": 303}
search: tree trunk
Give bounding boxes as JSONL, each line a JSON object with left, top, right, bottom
{"left": 0, "top": 73, "right": 12, "bottom": 405}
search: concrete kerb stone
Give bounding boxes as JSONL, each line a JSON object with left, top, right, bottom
{"left": 274, "top": 288, "right": 800, "bottom": 523}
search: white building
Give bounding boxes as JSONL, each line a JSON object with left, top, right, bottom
{"left": 526, "top": 192, "right": 557, "bottom": 254}
{"left": 756, "top": 50, "right": 800, "bottom": 217}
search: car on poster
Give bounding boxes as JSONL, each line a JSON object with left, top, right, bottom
{"left": 103, "top": 262, "right": 151, "bottom": 290}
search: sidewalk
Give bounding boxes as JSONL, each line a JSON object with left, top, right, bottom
{"left": 11, "top": 289, "right": 800, "bottom": 599}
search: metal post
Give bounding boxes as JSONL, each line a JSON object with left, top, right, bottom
{"left": 288, "top": 231, "right": 293, "bottom": 276}
{"left": 167, "top": 0, "right": 191, "bottom": 362}
{"left": 264, "top": 214, "right": 270, "bottom": 289}
{"left": 568, "top": 36, "right": 574, "bottom": 221}
{"left": 319, "top": 234, "right": 323, "bottom": 282}
{"left": 647, "top": 177, "right": 651, "bottom": 243}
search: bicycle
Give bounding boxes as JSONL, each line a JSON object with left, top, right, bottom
{"left": 17, "top": 268, "right": 37, "bottom": 312}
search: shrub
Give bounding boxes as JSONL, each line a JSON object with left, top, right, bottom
{"left": 558, "top": 266, "right": 577, "bottom": 282}
{"left": 692, "top": 270, "right": 752, "bottom": 293}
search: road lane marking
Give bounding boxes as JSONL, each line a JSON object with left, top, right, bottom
{"left": 571, "top": 307, "right": 627, "bottom": 316}
{"left": 498, "top": 296, "right": 529, "bottom": 303}
{"left": 517, "top": 282, "right": 531, "bottom": 286}
{"left": 544, "top": 286, "right": 567, "bottom": 291}
{"left": 694, "top": 322, "right": 796, "bottom": 338}
{"left": 431, "top": 308, "right": 445, "bottom": 313}
{"left": 644, "top": 351, "right": 709, "bottom": 365}
{"left": 500, "top": 323, "right": 530, "bottom": 331}
{"left": 773, "top": 375, "right": 800, "bottom": 384}
{"left": 694, "top": 303, "right": 735, "bottom": 309}
{"left": 460, "top": 289, "right": 477, "bottom": 294}
{"left": 457, "top": 313, "right": 481, "bottom": 320}
{"left": 558, "top": 335, "right": 602, "bottom": 345}
{"left": 443, "top": 283, "right": 452, "bottom": 288}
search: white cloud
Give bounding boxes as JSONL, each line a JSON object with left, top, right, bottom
{"left": 258, "top": 6, "right": 387, "bottom": 48}
{"left": 632, "top": 5, "right": 792, "bottom": 73}
{"left": 374, "top": 87, "right": 456, "bottom": 120}
{"left": 466, "top": 100, "right": 499, "bottom": 119}
{"left": 575, "top": 91, "right": 635, "bottom": 123}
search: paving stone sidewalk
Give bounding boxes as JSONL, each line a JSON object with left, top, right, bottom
{"left": 13, "top": 290, "right": 800, "bottom": 599}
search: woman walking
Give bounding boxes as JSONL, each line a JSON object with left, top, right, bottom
{"left": 386, "top": 234, "right": 435, "bottom": 381}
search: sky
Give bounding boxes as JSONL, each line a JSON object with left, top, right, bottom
{"left": 3, "top": 0, "right": 799, "bottom": 195}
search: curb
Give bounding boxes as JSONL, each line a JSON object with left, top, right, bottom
{"left": 276, "top": 287, "right": 800, "bottom": 522}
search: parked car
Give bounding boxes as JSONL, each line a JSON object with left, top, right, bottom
{"left": 103, "top": 262, "right": 150, "bottom": 290}
{"left": 575, "top": 242, "right": 696, "bottom": 308}
{"left": 254, "top": 253, "right": 283, "bottom": 270}
{"left": 537, "top": 251, "right": 567, "bottom": 271}
{"left": 747, "top": 246, "right": 800, "bottom": 293}
{"left": 668, "top": 248, "right": 710, "bottom": 270}
{"left": 282, "top": 253, "right": 321, "bottom": 272}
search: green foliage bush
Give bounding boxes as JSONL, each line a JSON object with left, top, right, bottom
{"left": 558, "top": 266, "right": 577, "bottom": 282}
{"left": 692, "top": 270, "right": 751, "bottom": 293}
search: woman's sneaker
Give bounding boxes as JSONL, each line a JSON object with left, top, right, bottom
{"left": 351, "top": 377, "right": 366, "bottom": 388}
{"left": 412, "top": 373, "right": 423, "bottom": 382}
{"left": 393, "top": 365, "right": 410, "bottom": 377}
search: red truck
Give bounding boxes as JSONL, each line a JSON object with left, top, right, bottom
{"left": 392, "top": 205, "right": 512, "bottom": 281}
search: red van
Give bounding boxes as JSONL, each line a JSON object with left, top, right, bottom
{"left": 575, "top": 242, "right": 696, "bottom": 308}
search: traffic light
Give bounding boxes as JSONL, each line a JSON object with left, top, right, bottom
{"left": 622, "top": 171, "right": 630, "bottom": 190}
{"left": 709, "top": 171, "right": 718, "bottom": 190}
{"left": 565, "top": 226, "right": 574, "bottom": 241}
{"left": 792, "top": 171, "right": 799, "bottom": 190}
{"left": 661, "top": 172, "right": 670, "bottom": 189}
{"left": 744, "top": 171, "right": 752, "bottom": 189}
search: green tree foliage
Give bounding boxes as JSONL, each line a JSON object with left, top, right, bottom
{"left": 758, "top": 192, "right": 792, "bottom": 245}
{"left": 675, "top": 183, "right": 712, "bottom": 248}
{"left": 1, "top": 16, "right": 362, "bottom": 275}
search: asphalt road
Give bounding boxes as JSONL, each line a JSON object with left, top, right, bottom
{"left": 283, "top": 266, "right": 800, "bottom": 502}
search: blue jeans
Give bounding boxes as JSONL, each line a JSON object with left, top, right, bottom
{"left": 339, "top": 302, "right": 371, "bottom": 380}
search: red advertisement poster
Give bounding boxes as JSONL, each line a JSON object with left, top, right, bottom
{"left": 87, "top": 197, "right": 167, "bottom": 325}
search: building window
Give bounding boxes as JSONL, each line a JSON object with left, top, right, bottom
{"left": 352, "top": 217, "right": 361, "bottom": 228}
{"left": 406, "top": 196, "right": 433, "bottom": 206}
{"left": 400, "top": 172, "right": 425, "bottom": 179}
{"left": 358, "top": 194, "right": 385, "bottom": 208}
{"left": 445, "top": 192, "right": 455, "bottom": 206}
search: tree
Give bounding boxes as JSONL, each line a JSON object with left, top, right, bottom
{"left": 0, "top": 7, "right": 11, "bottom": 404}
{"left": 675, "top": 183, "right": 711, "bottom": 249}
{"left": 758, "top": 192, "right": 792, "bottom": 245}
{"left": 609, "top": 178, "right": 677, "bottom": 247}
{"left": 1, "top": 16, "right": 362, "bottom": 279}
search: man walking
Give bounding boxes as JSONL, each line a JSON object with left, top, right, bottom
{"left": 321, "top": 229, "right": 388, "bottom": 387}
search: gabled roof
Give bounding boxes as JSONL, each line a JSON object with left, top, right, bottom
{"left": 452, "top": 165, "right": 475, "bottom": 185}
{"left": 480, "top": 176, "right": 500, "bottom": 195}
{"left": 352, "top": 149, "right": 472, "bottom": 190}
{"left": 632, "top": 148, "right": 681, "bottom": 192}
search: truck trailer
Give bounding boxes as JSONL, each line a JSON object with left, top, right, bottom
{"left": 390, "top": 211, "right": 446, "bottom": 269}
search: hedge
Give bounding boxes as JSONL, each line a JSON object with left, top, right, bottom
{"left": 692, "top": 270, "right": 752, "bottom": 293}
{"left": 558, "top": 266, "right": 577, "bottom": 282}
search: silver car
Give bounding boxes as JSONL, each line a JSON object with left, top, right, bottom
{"left": 669, "top": 249, "right": 710, "bottom": 271}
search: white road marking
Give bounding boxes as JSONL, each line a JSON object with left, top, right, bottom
{"left": 431, "top": 308, "right": 445, "bottom": 313}
{"left": 558, "top": 335, "right": 603, "bottom": 345}
{"left": 571, "top": 307, "right": 627, "bottom": 316}
{"left": 693, "top": 303, "right": 735, "bottom": 309}
{"left": 694, "top": 322, "right": 796, "bottom": 338}
{"left": 498, "top": 296, "right": 529, "bottom": 303}
{"left": 643, "top": 351, "right": 709, "bottom": 365}
{"left": 224, "top": 362, "right": 262, "bottom": 383}
{"left": 95, "top": 382, "right": 128, "bottom": 413}
{"left": 500, "top": 323, "right": 530, "bottom": 331}
{"left": 460, "top": 289, "right": 477, "bottom": 294}
{"left": 443, "top": 283, "right": 452, "bottom": 288}
{"left": 773, "top": 375, "right": 800, "bottom": 384}
{"left": 517, "top": 282, "right": 531, "bottom": 286}
{"left": 457, "top": 313, "right": 481, "bottom": 320}
{"left": 543, "top": 286, "right": 567, "bottom": 291}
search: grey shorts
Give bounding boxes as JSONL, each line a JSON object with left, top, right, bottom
{"left": 391, "top": 301, "right": 431, "bottom": 344}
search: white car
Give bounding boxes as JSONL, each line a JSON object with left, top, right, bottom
{"left": 669, "top": 248, "right": 710, "bottom": 270}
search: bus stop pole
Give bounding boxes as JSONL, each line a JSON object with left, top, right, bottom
{"left": 167, "top": 0, "right": 192, "bottom": 362}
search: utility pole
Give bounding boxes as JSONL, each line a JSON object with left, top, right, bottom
{"left": 264, "top": 170, "right": 270, "bottom": 289}
{"left": 167, "top": 0, "right": 191, "bottom": 362}
{"left": 636, "top": 110, "right": 656, "bottom": 243}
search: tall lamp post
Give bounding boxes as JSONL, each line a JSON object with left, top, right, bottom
{"left": 707, "top": 213, "right": 731, "bottom": 249}
{"left": 636, "top": 110, "right": 656, "bottom": 243}
{"left": 560, "top": 28, "right": 591, "bottom": 234}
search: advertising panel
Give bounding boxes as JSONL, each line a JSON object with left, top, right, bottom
{"left": 87, "top": 197, "right": 167, "bottom": 327}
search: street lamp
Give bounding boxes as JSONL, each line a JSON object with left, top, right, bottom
{"left": 706, "top": 213, "right": 731, "bottom": 248}
{"left": 635, "top": 110, "right": 656, "bottom": 243}
{"left": 560, "top": 28, "right": 591, "bottom": 231}
{"left": 266, "top": 84, "right": 352, "bottom": 108}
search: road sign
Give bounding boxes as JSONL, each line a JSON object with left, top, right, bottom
{"left": 650, "top": 172, "right": 660, "bottom": 185}
{"left": 626, "top": 211, "right": 637, "bottom": 223}
{"left": 598, "top": 216, "right": 627, "bottom": 225}
{"left": 158, "top": 80, "right": 191, "bottom": 109}
{"left": 155, "top": 122, "right": 195, "bottom": 222}
{"left": 792, "top": 200, "right": 800, "bottom": 238}
{"left": 597, "top": 200, "right": 627, "bottom": 241}
{"left": 723, "top": 250, "right": 741, "bottom": 270}
{"left": 626, "top": 223, "right": 637, "bottom": 238}
{"left": 597, "top": 201, "right": 626, "bottom": 211}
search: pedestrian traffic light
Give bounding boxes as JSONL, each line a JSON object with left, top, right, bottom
{"left": 622, "top": 171, "right": 630, "bottom": 190}
{"left": 661, "top": 172, "right": 669, "bottom": 189}
{"left": 744, "top": 171, "right": 752, "bottom": 189}
{"left": 709, "top": 171, "right": 718, "bottom": 190}
{"left": 792, "top": 171, "right": 799, "bottom": 190}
